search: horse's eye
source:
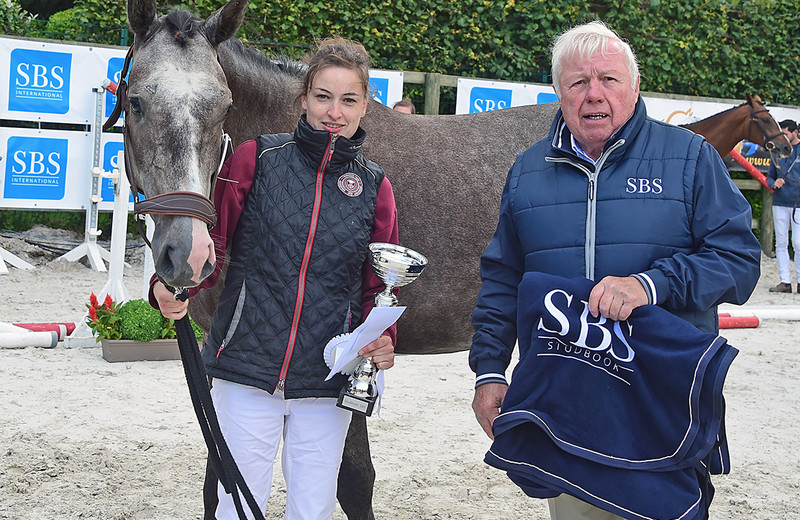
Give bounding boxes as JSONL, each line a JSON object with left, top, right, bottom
{"left": 129, "top": 97, "right": 142, "bottom": 114}
{"left": 225, "top": 104, "right": 233, "bottom": 117}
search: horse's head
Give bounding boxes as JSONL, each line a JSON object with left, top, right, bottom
{"left": 746, "top": 94, "right": 793, "bottom": 158}
{"left": 121, "top": 0, "right": 246, "bottom": 289}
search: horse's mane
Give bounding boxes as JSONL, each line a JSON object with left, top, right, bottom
{"left": 144, "top": 10, "right": 306, "bottom": 86}
{"left": 221, "top": 38, "right": 307, "bottom": 80}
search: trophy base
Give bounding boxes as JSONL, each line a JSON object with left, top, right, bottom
{"left": 336, "top": 387, "right": 376, "bottom": 416}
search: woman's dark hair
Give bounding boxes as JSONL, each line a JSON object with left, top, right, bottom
{"left": 302, "top": 38, "right": 372, "bottom": 98}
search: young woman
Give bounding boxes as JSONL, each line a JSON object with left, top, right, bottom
{"left": 153, "top": 38, "right": 398, "bottom": 519}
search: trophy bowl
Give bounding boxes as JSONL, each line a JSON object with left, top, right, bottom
{"left": 368, "top": 242, "right": 428, "bottom": 308}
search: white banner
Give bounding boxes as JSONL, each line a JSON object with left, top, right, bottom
{"left": 455, "top": 76, "right": 800, "bottom": 125}
{"left": 0, "top": 123, "right": 125, "bottom": 211}
{"left": 4, "top": 35, "right": 800, "bottom": 212}
{"left": 369, "top": 69, "right": 404, "bottom": 109}
{"left": 0, "top": 36, "right": 126, "bottom": 124}
{"left": 456, "top": 78, "right": 557, "bottom": 114}
{"left": 0, "top": 126, "right": 92, "bottom": 210}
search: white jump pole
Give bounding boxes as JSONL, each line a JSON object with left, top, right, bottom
{"left": 718, "top": 304, "right": 800, "bottom": 321}
{"left": 0, "top": 322, "right": 58, "bottom": 348}
{"left": 0, "top": 331, "right": 59, "bottom": 349}
{"left": 65, "top": 152, "right": 131, "bottom": 348}
{"left": 58, "top": 81, "right": 113, "bottom": 271}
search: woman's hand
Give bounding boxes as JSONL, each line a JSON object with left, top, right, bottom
{"left": 153, "top": 281, "right": 189, "bottom": 320}
{"left": 358, "top": 334, "right": 395, "bottom": 370}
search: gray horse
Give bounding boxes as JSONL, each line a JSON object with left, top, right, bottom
{"left": 123, "top": 0, "right": 555, "bottom": 518}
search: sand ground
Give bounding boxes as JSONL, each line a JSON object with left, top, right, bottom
{"left": 0, "top": 226, "right": 798, "bottom": 519}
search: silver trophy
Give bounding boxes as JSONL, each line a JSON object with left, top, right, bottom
{"left": 336, "top": 242, "right": 428, "bottom": 416}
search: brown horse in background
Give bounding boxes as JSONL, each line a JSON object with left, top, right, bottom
{"left": 681, "top": 93, "right": 792, "bottom": 158}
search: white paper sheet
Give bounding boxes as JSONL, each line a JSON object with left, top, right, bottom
{"left": 324, "top": 306, "right": 406, "bottom": 380}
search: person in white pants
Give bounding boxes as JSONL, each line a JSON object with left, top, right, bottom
{"left": 767, "top": 119, "right": 800, "bottom": 293}
{"left": 153, "top": 36, "right": 400, "bottom": 519}
{"left": 212, "top": 379, "right": 352, "bottom": 520}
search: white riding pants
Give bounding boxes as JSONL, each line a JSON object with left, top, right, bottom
{"left": 211, "top": 379, "right": 352, "bottom": 520}
{"left": 773, "top": 205, "right": 800, "bottom": 283}
{"left": 548, "top": 494, "right": 626, "bottom": 520}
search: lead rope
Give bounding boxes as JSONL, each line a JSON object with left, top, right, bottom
{"left": 174, "top": 315, "right": 265, "bottom": 520}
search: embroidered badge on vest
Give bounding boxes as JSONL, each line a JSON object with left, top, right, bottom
{"left": 338, "top": 172, "right": 363, "bottom": 197}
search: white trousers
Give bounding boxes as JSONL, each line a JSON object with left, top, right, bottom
{"left": 773, "top": 205, "right": 800, "bottom": 283}
{"left": 548, "top": 494, "right": 625, "bottom": 520}
{"left": 211, "top": 379, "right": 352, "bottom": 520}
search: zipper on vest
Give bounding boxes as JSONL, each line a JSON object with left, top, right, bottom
{"left": 277, "top": 133, "right": 339, "bottom": 392}
{"left": 216, "top": 281, "right": 248, "bottom": 358}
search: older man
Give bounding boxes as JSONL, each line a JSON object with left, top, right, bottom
{"left": 469, "top": 20, "right": 761, "bottom": 519}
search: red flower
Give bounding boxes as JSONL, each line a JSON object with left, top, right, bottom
{"left": 85, "top": 293, "right": 123, "bottom": 341}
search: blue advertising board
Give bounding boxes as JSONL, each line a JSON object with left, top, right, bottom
{"left": 4, "top": 135, "right": 69, "bottom": 199}
{"left": 8, "top": 48, "right": 73, "bottom": 115}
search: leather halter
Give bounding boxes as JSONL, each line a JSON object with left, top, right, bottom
{"left": 103, "top": 44, "right": 223, "bottom": 248}
{"left": 748, "top": 101, "right": 785, "bottom": 152}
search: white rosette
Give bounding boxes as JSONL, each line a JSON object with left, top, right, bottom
{"left": 323, "top": 333, "right": 362, "bottom": 375}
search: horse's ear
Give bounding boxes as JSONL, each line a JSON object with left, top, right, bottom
{"left": 746, "top": 93, "right": 755, "bottom": 105}
{"left": 203, "top": 0, "right": 247, "bottom": 46}
{"left": 127, "top": 0, "right": 157, "bottom": 41}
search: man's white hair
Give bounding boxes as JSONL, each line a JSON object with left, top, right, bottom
{"left": 550, "top": 20, "right": 639, "bottom": 99}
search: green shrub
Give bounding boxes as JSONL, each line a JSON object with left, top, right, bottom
{"left": 160, "top": 314, "right": 205, "bottom": 342}
{"left": 118, "top": 299, "right": 163, "bottom": 342}
{"left": 190, "top": 318, "right": 205, "bottom": 342}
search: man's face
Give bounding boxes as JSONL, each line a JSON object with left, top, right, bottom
{"left": 781, "top": 127, "right": 800, "bottom": 145}
{"left": 557, "top": 44, "right": 640, "bottom": 160}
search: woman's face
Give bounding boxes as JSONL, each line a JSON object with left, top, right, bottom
{"left": 302, "top": 66, "right": 368, "bottom": 139}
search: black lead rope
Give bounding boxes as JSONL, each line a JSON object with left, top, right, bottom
{"left": 174, "top": 316, "right": 265, "bottom": 520}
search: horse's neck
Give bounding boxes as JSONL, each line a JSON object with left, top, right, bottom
{"left": 218, "top": 41, "right": 303, "bottom": 146}
{"left": 682, "top": 105, "right": 747, "bottom": 157}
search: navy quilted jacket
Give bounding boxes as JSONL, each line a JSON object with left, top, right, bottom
{"left": 202, "top": 118, "right": 385, "bottom": 398}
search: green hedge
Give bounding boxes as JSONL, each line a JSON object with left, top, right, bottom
{"left": 3, "top": 0, "right": 799, "bottom": 104}
{"left": 175, "top": 0, "right": 800, "bottom": 105}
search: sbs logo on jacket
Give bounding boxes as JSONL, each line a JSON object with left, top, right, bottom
{"left": 625, "top": 177, "right": 663, "bottom": 194}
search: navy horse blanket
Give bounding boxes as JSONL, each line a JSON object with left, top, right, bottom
{"left": 485, "top": 272, "right": 738, "bottom": 520}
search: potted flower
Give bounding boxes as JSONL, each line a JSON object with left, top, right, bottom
{"left": 86, "top": 293, "right": 203, "bottom": 362}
